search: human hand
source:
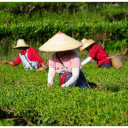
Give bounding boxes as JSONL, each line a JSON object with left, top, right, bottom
{"left": 3, "top": 61, "right": 14, "bottom": 66}
{"left": 4, "top": 60, "right": 9, "bottom": 64}
{"left": 47, "top": 83, "right": 51, "bottom": 88}
{"left": 42, "top": 63, "right": 47, "bottom": 71}
{"left": 61, "top": 84, "right": 66, "bottom": 87}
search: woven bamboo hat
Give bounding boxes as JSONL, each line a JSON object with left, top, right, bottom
{"left": 13, "top": 39, "right": 29, "bottom": 49}
{"left": 80, "top": 38, "right": 95, "bottom": 52}
{"left": 39, "top": 31, "right": 83, "bottom": 52}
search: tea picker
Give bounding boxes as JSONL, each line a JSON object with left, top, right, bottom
{"left": 80, "top": 38, "right": 112, "bottom": 68}
{"left": 4, "top": 39, "right": 47, "bottom": 71}
{"left": 39, "top": 31, "right": 89, "bottom": 88}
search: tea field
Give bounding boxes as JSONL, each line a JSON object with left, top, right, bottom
{"left": 0, "top": 62, "right": 128, "bottom": 126}
{"left": 0, "top": 2, "right": 128, "bottom": 126}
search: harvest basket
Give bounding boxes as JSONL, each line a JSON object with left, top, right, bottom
{"left": 109, "top": 54, "right": 123, "bottom": 69}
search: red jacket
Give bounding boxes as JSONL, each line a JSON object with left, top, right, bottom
{"left": 13, "top": 47, "right": 44, "bottom": 69}
{"left": 89, "top": 44, "right": 111, "bottom": 67}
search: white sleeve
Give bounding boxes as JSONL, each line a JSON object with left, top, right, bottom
{"left": 61, "top": 68, "right": 80, "bottom": 87}
{"left": 81, "top": 57, "right": 92, "bottom": 66}
{"left": 48, "top": 68, "right": 56, "bottom": 85}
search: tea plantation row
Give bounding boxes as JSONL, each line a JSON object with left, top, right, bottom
{"left": 0, "top": 63, "right": 128, "bottom": 126}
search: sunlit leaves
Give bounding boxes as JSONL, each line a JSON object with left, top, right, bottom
{"left": 0, "top": 63, "right": 128, "bottom": 126}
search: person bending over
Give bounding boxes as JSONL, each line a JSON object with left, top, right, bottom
{"left": 4, "top": 39, "right": 47, "bottom": 70}
{"left": 39, "top": 31, "right": 89, "bottom": 88}
{"left": 80, "top": 38, "right": 111, "bottom": 68}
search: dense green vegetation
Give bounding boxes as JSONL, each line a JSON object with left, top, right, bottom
{"left": 0, "top": 2, "right": 128, "bottom": 59}
{"left": 0, "top": 2, "right": 128, "bottom": 126}
{"left": 0, "top": 63, "right": 128, "bottom": 126}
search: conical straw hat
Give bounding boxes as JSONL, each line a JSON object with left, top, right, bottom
{"left": 39, "top": 31, "right": 83, "bottom": 52}
{"left": 13, "top": 39, "right": 29, "bottom": 49}
{"left": 80, "top": 38, "right": 95, "bottom": 52}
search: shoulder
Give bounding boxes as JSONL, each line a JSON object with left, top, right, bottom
{"left": 92, "top": 44, "right": 98, "bottom": 48}
{"left": 50, "top": 53, "right": 57, "bottom": 60}
{"left": 91, "top": 44, "right": 101, "bottom": 50}
{"left": 68, "top": 50, "right": 80, "bottom": 60}
{"left": 69, "top": 50, "right": 79, "bottom": 56}
{"left": 28, "top": 47, "right": 38, "bottom": 53}
{"left": 28, "top": 47, "right": 35, "bottom": 50}
{"left": 94, "top": 44, "right": 102, "bottom": 48}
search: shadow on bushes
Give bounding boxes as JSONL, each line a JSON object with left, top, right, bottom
{"left": 88, "top": 82, "right": 98, "bottom": 89}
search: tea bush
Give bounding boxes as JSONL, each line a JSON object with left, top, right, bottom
{"left": 0, "top": 62, "right": 128, "bottom": 126}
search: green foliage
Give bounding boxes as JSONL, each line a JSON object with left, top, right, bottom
{"left": 0, "top": 2, "right": 87, "bottom": 8}
{"left": 0, "top": 19, "right": 128, "bottom": 41}
{"left": 0, "top": 119, "right": 15, "bottom": 126}
{"left": 105, "top": 39, "right": 127, "bottom": 53}
{"left": 100, "top": 7, "right": 127, "bottom": 15}
{"left": 0, "top": 2, "right": 128, "bottom": 126}
{"left": 0, "top": 63, "right": 128, "bottom": 126}
{"left": 0, "top": 19, "right": 128, "bottom": 56}
{"left": 0, "top": 2, "right": 128, "bottom": 56}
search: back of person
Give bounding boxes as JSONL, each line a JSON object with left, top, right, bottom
{"left": 89, "top": 44, "right": 111, "bottom": 66}
{"left": 80, "top": 38, "right": 111, "bottom": 68}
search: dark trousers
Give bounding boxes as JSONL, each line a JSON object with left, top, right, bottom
{"left": 59, "top": 71, "right": 88, "bottom": 88}
{"left": 100, "top": 62, "right": 112, "bottom": 69}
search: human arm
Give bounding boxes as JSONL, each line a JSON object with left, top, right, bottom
{"left": 4, "top": 55, "right": 21, "bottom": 66}
{"left": 41, "top": 63, "right": 47, "bottom": 71}
{"left": 81, "top": 57, "right": 92, "bottom": 66}
{"left": 61, "top": 68, "right": 80, "bottom": 87}
{"left": 4, "top": 60, "right": 14, "bottom": 66}
{"left": 47, "top": 68, "right": 56, "bottom": 87}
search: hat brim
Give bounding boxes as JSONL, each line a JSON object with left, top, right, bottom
{"left": 39, "top": 32, "right": 83, "bottom": 52}
{"left": 13, "top": 45, "right": 29, "bottom": 49}
{"left": 39, "top": 45, "right": 82, "bottom": 52}
{"left": 80, "top": 40, "right": 95, "bottom": 52}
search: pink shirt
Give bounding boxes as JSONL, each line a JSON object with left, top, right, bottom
{"left": 89, "top": 44, "right": 111, "bottom": 67}
{"left": 49, "top": 50, "right": 82, "bottom": 74}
